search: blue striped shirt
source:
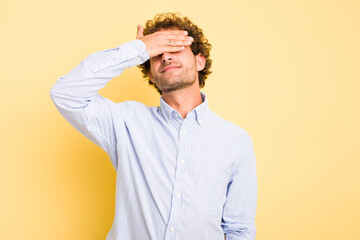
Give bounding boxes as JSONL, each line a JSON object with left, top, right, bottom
{"left": 50, "top": 39, "right": 257, "bottom": 240}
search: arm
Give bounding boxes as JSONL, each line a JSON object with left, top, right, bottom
{"left": 49, "top": 27, "right": 193, "bottom": 169}
{"left": 49, "top": 40, "right": 149, "bottom": 169}
{"left": 221, "top": 134, "right": 258, "bottom": 240}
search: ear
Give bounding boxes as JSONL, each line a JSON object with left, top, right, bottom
{"left": 195, "top": 53, "right": 206, "bottom": 71}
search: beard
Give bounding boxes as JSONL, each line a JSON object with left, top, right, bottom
{"left": 151, "top": 62, "right": 197, "bottom": 93}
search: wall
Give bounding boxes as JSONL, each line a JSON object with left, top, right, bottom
{"left": 1, "top": 0, "right": 359, "bottom": 239}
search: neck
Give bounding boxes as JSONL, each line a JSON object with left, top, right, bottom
{"left": 162, "top": 84, "right": 202, "bottom": 119}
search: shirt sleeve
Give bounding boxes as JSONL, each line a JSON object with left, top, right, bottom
{"left": 49, "top": 39, "right": 149, "bottom": 170}
{"left": 221, "top": 134, "right": 258, "bottom": 240}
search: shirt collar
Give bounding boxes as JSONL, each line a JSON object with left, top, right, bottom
{"left": 159, "top": 92, "right": 209, "bottom": 126}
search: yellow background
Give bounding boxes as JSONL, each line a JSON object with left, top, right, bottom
{"left": 1, "top": 0, "right": 359, "bottom": 239}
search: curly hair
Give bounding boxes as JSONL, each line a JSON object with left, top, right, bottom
{"left": 137, "top": 13, "right": 212, "bottom": 95}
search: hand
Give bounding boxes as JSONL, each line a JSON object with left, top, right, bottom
{"left": 136, "top": 25, "right": 194, "bottom": 58}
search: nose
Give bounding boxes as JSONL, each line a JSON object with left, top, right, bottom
{"left": 161, "top": 52, "right": 173, "bottom": 63}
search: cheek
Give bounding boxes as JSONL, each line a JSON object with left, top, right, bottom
{"left": 148, "top": 68, "right": 154, "bottom": 82}
{"left": 149, "top": 60, "right": 160, "bottom": 74}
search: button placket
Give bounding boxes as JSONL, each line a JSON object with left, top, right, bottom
{"left": 164, "top": 217, "right": 182, "bottom": 239}
{"left": 164, "top": 121, "right": 190, "bottom": 240}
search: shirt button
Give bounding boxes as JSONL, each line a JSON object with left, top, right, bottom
{"left": 175, "top": 113, "right": 178, "bottom": 117}
{"left": 183, "top": 130, "right": 187, "bottom": 134}
{"left": 134, "top": 49, "right": 138, "bottom": 54}
{"left": 176, "top": 192, "right": 180, "bottom": 197}
{"left": 137, "top": 57, "right": 141, "bottom": 61}
{"left": 169, "top": 226, "right": 175, "bottom": 232}
{"left": 180, "top": 159, "right": 185, "bottom": 164}
{"left": 168, "top": 119, "right": 171, "bottom": 123}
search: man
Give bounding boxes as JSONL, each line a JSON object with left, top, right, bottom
{"left": 50, "top": 13, "right": 257, "bottom": 240}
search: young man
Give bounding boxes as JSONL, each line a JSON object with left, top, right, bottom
{"left": 50, "top": 13, "right": 257, "bottom": 240}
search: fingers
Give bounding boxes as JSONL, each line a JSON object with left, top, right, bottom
{"left": 163, "top": 46, "right": 186, "bottom": 53}
{"left": 156, "top": 32, "right": 191, "bottom": 41}
{"left": 155, "top": 34, "right": 193, "bottom": 55}
{"left": 139, "top": 29, "right": 194, "bottom": 57}
{"left": 159, "top": 30, "right": 188, "bottom": 36}
{"left": 136, "top": 24, "right": 144, "bottom": 39}
{"left": 152, "top": 31, "right": 191, "bottom": 45}
{"left": 167, "top": 37, "right": 193, "bottom": 47}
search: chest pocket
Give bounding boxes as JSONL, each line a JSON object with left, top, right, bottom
{"left": 195, "top": 168, "right": 230, "bottom": 217}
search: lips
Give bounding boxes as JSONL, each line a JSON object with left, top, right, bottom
{"left": 161, "top": 65, "right": 180, "bottom": 73}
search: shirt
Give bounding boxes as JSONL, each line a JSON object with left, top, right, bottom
{"left": 49, "top": 39, "right": 257, "bottom": 240}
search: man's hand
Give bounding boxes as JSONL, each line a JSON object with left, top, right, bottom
{"left": 136, "top": 25, "right": 193, "bottom": 58}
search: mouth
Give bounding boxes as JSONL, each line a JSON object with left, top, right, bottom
{"left": 161, "top": 65, "right": 180, "bottom": 73}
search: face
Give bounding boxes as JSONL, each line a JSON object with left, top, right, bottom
{"left": 148, "top": 32, "right": 205, "bottom": 93}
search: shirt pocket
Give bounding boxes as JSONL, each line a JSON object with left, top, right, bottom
{"left": 195, "top": 168, "right": 230, "bottom": 217}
